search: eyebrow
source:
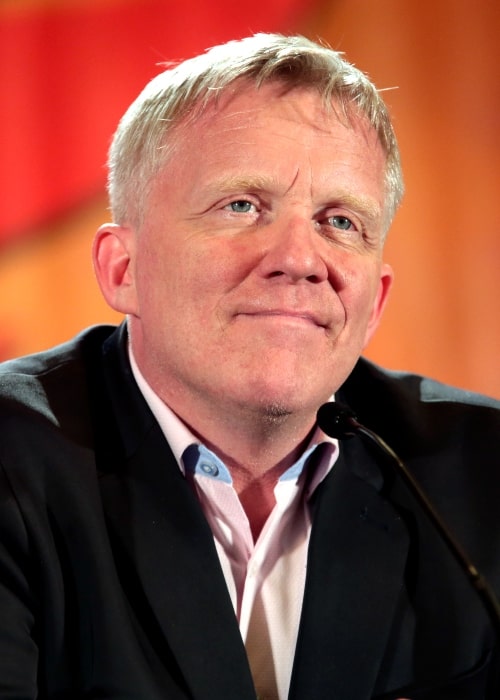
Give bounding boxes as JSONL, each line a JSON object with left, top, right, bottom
{"left": 329, "top": 191, "right": 383, "bottom": 226}
{"left": 204, "top": 174, "right": 278, "bottom": 195}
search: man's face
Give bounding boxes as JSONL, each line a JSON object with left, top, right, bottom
{"left": 122, "top": 83, "right": 393, "bottom": 424}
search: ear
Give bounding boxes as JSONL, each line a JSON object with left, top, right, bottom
{"left": 92, "top": 223, "right": 139, "bottom": 315}
{"left": 363, "top": 262, "right": 394, "bottom": 348}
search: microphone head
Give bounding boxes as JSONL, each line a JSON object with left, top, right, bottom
{"left": 316, "top": 402, "right": 358, "bottom": 439}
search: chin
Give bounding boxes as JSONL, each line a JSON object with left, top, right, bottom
{"left": 242, "top": 381, "right": 323, "bottom": 422}
{"left": 261, "top": 401, "right": 294, "bottom": 420}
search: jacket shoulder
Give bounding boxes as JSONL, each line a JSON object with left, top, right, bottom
{"left": 0, "top": 324, "right": 118, "bottom": 436}
{"left": 347, "top": 357, "right": 499, "bottom": 406}
{"left": 339, "top": 358, "right": 500, "bottom": 455}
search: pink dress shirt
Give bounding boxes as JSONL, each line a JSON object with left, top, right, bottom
{"left": 129, "top": 349, "right": 339, "bottom": 700}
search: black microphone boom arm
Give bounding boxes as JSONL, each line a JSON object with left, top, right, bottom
{"left": 316, "top": 402, "right": 500, "bottom": 640}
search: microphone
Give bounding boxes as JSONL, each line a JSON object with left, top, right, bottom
{"left": 317, "top": 401, "right": 500, "bottom": 640}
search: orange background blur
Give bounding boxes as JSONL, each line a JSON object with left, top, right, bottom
{"left": 1, "top": 0, "right": 499, "bottom": 397}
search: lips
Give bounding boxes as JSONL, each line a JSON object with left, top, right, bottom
{"left": 237, "top": 308, "right": 328, "bottom": 329}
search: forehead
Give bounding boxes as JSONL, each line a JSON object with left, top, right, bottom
{"left": 181, "top": 82, "right": 376, "bottom": 140}
{"left": 155, "top": 82, "right": 387, "bottom": 217}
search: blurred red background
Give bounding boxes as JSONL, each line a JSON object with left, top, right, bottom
{"left": 1, "top": 0, "right": 499, "bottom": 397}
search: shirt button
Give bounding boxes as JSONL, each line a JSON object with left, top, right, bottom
{"left": 200, "top": 462, "right": 219, "bottom": 477}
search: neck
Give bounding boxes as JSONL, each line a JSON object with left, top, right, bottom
{"left": 129, "top": 340, "right": 320, "bottom": 535}
{"left": 185, "top": 402, "right": 315, "bottom": 477}
{"left": 170, "top": 397, "right": 317, "bottom": 539}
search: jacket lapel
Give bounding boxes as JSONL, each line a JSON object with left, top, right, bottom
{"left": 95, "top": 326, "right": 256, "bottom": 700}
{"left": 289, "top": 436, "right": 410, "bottom": 700}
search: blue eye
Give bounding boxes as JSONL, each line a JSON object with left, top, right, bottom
{"left": 330, "top": 215, "right": 353, "bottom": 230}
{"left": 227, "top": 200, "right": 254, "bottom": 213}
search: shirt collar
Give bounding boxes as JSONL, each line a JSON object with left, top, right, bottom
{"left": 128, "top": 344, "right": 339, "bottom": 492}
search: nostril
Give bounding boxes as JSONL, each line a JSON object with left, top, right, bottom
{"left": 306, "top": 273, "right": 323, "bottom": 283}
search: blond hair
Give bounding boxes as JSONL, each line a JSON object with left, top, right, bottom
{"left": 108, "top": 33, "right": 404, "bottom": 233}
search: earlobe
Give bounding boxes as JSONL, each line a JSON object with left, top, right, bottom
{"left": 92, "top": 224, "right": 139, "bottom": 315}
{"left": 363, "top": 263, "right": 394, "bottom": 348}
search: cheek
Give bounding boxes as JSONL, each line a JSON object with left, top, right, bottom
{"left": 194, "top": 238, "right": 260, "bottom": 302}
{"left": 135, "top": 240, "right": 237, "bottom": 329}
{"left": 338, "top": 263, "right": 383, "bottom": 324}
{"left": 132, "top": 237, "right": 185, "bottom": 324}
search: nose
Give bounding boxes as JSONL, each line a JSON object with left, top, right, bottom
{"left": 256, "top": 214, "right": 329, "bottom": 284}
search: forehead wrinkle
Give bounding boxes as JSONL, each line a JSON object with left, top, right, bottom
{"left": 216, "top": 106, "right": 264, "bottom": 121}
{"left": 202, "top": 105, "right": 270, "bottom": 135}
{"left": 208, "top": 102, "right": 332, "bottom": 139}
{"left": 204, "top": 166, "right": 314, "bottom": 200}
{"left": 284, "top": 166, "right": 301, "bottom": 196}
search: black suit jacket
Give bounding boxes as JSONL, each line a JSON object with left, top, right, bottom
{"left": 0, "top": 323, "right": 499, "bottom": 699}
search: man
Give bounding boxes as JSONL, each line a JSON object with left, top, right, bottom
{"left": 0, "top": 33, "right": 498, "bottom": 699}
